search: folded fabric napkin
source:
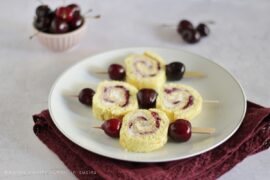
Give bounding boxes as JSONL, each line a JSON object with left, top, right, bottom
{"left": 32, "top": 101, "right": 270, "bottom": 180}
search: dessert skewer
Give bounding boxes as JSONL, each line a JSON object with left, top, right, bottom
{"left": 94, "top": 51, "right": 205, "bottom": 85}
{"left": 94, "top": 116, "right": 215, "bottom": 144}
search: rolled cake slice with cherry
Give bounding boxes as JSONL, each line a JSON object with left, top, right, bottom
{"left": 92, "top": 81, "right": 138, "bottom": 120}
{"left": 124, "top": 51, "right": 166, "bottom": 89}
{"left": 157, "top": 83, "right": 203, "bottom": 122}
{"left": 120, "top": 109, "right": 169, "bottom": 152}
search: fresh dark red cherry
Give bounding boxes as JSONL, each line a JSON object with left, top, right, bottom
{"left": 70, "top": 15, "right": 84, "bottom": 30}
{"left": 177, "top": 20, "right": 193, "bottom": 35}
{"left": 166, "top": 62, "right": 186, "bottom": 80}
{"left": 137, "top": 89, "right": 158, "bottom": 109}
{"left": 49, "top": 18, "right": 69, "bottom": 34}
{"left": 67, "top": 4, "right": 81, "bottom": 17}
{"left": 197, "top": 23, "right": 210, "bottom": 37}
{"left": 36, "top": 5, "right": 51, "bottom": 18}
{"left": 181, "top": 28, "right": 201, "bottom": 44}
{"left": 169, "top": 119, "right": 192, "bottom": 142}
{"left": 78, "top": 88, "right": 95, "bottom": 106}
{"left": 101, "top": 118, "right": 122, "bottom": 138}
{"left": 108, "top": 64, "right": 126, "bottom": 80}
{"left": 55, "top": 6, "right": 73, "bottom": 22}
{"left": 34, "top": 17, "right": 51, "bottom": 31}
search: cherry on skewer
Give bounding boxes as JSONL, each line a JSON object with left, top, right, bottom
{"left": 94, "top": 118, "right": 122, "bottom": 138}
{"left": 78, "top": 88, "right": 95, "bottom": 106}
{"left": 169, "top": 119, "right": 215, "bottom": 142}
{"left": 108, "top": 64, "right": 126, "bottom": 80}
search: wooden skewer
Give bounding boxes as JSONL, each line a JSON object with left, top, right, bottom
{"left": 95, "top": 71, "right": 108, "bottom": 74}
{"left": 203, "top": 100, "right": 219, "bottom": 104}
{"left": 95, "top": 70, "right": 205, "bottom": 78}
{"left": 183, "top": 71, "right": 205, "bottom": 78}
{"left": 192, "top": 127, "right": 216, "bottom": 134}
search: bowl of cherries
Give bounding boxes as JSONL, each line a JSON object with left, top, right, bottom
{"left": 33, "top": 3, "right": 86, "bottom": 51}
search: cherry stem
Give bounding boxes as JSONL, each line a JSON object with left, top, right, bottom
{"left": 83, "top": 9, "right": 93, "bottom": 16}
{"left": 161, "top": 20, "right": 215, "bottom": 28}
{"left": 29, "top": 32, "right": 40, "bottom": 40}
{"left": 93, "top": 126, "right": 102, "bottom": 129}
{"left": 203, "top": 20, "right": 215, "bottom": 25}
{"left": 85, "top": 15, "right": 101, "bottom": 19}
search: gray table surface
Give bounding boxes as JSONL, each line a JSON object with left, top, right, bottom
{"left": 0, "top": 0, "right": 269, "bottom": 179}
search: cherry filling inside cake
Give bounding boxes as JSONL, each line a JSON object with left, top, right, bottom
{"left": 128, "top": 111, "right": 161, "bottom": 135}
{"left": 164, "top": 87, "right": 194, "bottom": 110}
{"left": 133, "top": 58, "right": 161, "bottom": 77}
{"left": 102, "top": 85, "right": 130, "bottom": 107}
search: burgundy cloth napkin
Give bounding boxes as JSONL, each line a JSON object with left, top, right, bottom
{"left": 32, "top": 101, "right": 270, "bottom": 180}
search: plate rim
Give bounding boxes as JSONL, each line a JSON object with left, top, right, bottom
{"left": 48, "top": 46, "right": 247, "bottom": 162}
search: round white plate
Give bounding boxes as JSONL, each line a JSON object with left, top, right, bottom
{"left": 49, "top": 47, "right": 246, "bottom": 162}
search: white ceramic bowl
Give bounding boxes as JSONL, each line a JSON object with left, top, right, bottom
{"left": 34, "top": 21, "right": 87, "bottom": 52}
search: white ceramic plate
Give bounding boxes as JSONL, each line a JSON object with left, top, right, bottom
{"left": 49, "top": 47, "right": 246, "bottom": 162}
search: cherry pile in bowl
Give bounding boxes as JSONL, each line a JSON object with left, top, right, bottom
{"left": 34, "top": 4, "right": 84, "bottom": 34}
{"left": 177, "top": 20, "right": 210, "bottom": 44}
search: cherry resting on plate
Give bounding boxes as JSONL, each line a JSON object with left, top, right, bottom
{"left": 169, "top": 119, "right": 192, "bottom": 142}
{"left": 137, "top": 89, "right": 158, "bottom": 109}
{"left": 108, "top": 64, "right": 126, "bottom": 80}
{"left": 101, "top": 118, "right": 122, "bottom": 138}
{"left": 78, "top": 88, "right": 95, "bottom": 106}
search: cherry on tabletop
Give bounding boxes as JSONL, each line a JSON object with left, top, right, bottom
{"left": 108, "top": 64, "right": 126, "bottom": 80}
{"left": 101, "top": 118, "right": 122, "bottom": 138}
{"left": 78, "top": 88, "right": 95, "bottom": 106}
{"left": 137, "top": 89, "right": 158, "bottom": 109}
{"left": 177, "top": 20, "right": 193, "bottom": 35}
{"left": 36, "top": 5, "right": 51, "bottom": 18}
{"left": 169, "top": 119, "right": 192, "bottom": 142}
{"left": 166, "top": 62, "right": 186, "bottom": 81}
{"left": 49, "top": 18, "right": 69, "bottom": 34}
{"left": 197, "top": 23, "right": 210, "bottom": 37}
{"left": 181, "top": 28, "right": 201, "bottom": 44}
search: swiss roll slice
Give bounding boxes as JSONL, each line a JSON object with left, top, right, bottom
{"left": 92, "top": 81, "right": 138, "bottom": 120}
{"left": 124, "top": 51, "right": 166, "bottom": 89}
{"left": 119, "top": 109, "right": 169, "bottom": 152}
{"left": 156, "top": 83, "right": 203, "bottom": 122}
